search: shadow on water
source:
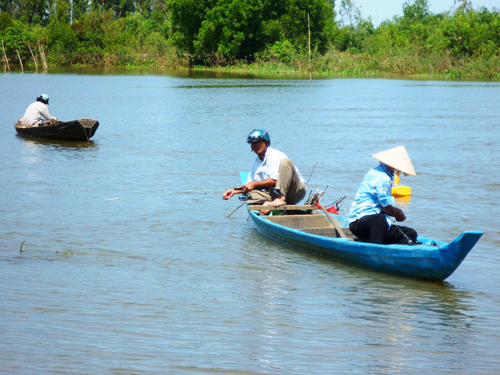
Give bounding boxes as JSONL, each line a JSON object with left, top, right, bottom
{"left": 15, "top": 135, "right": 99, "bottom": 150}
{"left": 8, "top": 65, "right": 493, "bottom": 82}
{"left": 9, "top": 65, "right": 317, "bottom": 79}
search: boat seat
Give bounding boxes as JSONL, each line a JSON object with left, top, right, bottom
{"left": 302, "top": 227, "right": 357, "bottom": 240}
{"left": 263, "top": 215, "right": 356, "bottom": 239}
{"left": 264, "top": 214, "right": 332, "bottom": 229}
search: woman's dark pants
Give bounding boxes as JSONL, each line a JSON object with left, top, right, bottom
{"left": 349, "top": 213, "right": 417, "bottom": 245}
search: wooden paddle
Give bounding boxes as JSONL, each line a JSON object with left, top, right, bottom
{"left": 315, "top": 203, "right": 348, "bottom": 238}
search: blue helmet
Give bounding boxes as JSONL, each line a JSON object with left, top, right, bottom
{"left": 247, "top": 129, "right": 271, "bottom": 145}
{"left": 37, "top": 94, "right": 49, "bottom": 104}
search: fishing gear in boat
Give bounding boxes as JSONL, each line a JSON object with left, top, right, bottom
{"left": 325, "top": 195, "right": 348, "bottom": 216}
{"left": 305, "top": 185, "right": 329, "bottom": 205}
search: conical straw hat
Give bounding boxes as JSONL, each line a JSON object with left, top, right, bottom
{"left": 372, "top": 146, "right": 416, "bottom": 176}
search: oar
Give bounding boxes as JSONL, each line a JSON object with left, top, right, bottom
{"left": 315, "top": 203, "right": 347, "bottom": 238}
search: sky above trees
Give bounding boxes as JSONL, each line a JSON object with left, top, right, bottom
{"left": 338, "top": 0, "right": 499, "bottom": 26}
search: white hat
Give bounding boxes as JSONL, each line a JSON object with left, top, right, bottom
{"left": 372, "top": 145, "right": 416, "bottom": 176}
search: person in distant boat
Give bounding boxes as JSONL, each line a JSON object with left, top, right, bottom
{"left": 349, "top": 146, "right": 418, "bottom": 245}
{"left": 21, "top": 94, "right": 58, "bottom": 127}
{"left": 223, "top": 129, "right": 307, "bottom": 210}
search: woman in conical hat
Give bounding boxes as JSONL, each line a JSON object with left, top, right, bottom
{"left": 372, "top": 145, "right": 416, "bottom": 177}
{"left": 348, "top": 146, "right": 418, "bottom": 245}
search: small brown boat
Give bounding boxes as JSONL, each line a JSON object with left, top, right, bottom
{"left": 15, "top": 118, "right": 99, "bottom": 141}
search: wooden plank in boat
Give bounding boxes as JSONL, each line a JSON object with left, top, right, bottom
{"left": 264, "top": 214, "right": 332, "bottom": 229}
{"left": 247, "top": 205, "right": 316, "bottom": 211}
{"left": 302, "top": 227, "right": 356, "bottom": 240}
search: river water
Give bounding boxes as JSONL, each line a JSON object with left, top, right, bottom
{"left": 1, "top": 68, "right": 499, "bottom": 374}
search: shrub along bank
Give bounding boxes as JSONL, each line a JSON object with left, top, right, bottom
{"left": 0, "top": 0, "right": 498, "bottom": 79}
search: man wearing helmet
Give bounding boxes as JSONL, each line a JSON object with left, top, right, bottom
{"left": 21, "top": 94, "right": 58, "bottom": 127}
{"left": 348, "top": 146, "right": 418, "bottom": 245}
{"left": 223, "top": 129, "right": 307, "bottom": 210}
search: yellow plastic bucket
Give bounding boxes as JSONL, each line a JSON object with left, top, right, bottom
{"left": 392, "top": 185, "right": 411, "bottom": 197}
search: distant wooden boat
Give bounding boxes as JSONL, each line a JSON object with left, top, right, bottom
{"left": 15, "top": 119, "right": 99, "bottom": 141}
{"left": 246, "top": 205, "right": 482, "bottom": 281}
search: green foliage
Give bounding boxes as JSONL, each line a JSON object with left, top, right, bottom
{"left": 13, "top": 0, "right": 51, "bottom": 25}
{"left": 0, "top": 11, "right": 15, "bottom": 30}
{"left": 333, "top": 0, "right": 374, "bottom": 52}
{"left": 0, "top": 0, "right": 498, "bottom": 80}
{"left": 436, "top": 7, "right": 500, "bottom": 57}
{"left": 402, "top": 0, "right": 430, "bottom": 24}
{"left": 194, "top": 0, "right": 262, "bottom": 59}
{"left": 73, "top": 0, "right": 91, "bottom": 21}
{"left": 166, "top": 0, "right": 336, "bottom": 62}
{"left": 256, "top": 39, "right": 298, "bottom": 64}
{"left": 0, "top": 15, "right": 45, "bottom": 62}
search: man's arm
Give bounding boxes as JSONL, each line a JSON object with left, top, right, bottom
{"left": 222, "top": 178, "right": 276, "bottom": 200}
{"left": 244, "top": 178, "right": 276, "bottom": 191}
{"left": 40, "top": 105, "right": 58, "bottom": 121}
{"left": 382, "top": 205, "right": 406, "bottom": 222}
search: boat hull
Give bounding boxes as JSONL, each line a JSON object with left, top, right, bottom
{"left": 248, "top": 210, "right": 482, "bottom": 281}
{"left": 15, "top": 119, "right": 99, "bottom": 141}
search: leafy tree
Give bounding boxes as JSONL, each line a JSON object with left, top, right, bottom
{"left": 402, "top": 0, "right": 430, "bottom": 24}
{"left": 73, "top": 0, "right": 91, "bottom": 21}
{"left": 102, "top": 0, "right": 136, "bottom": 17}
{"left": 0, "top": 11, "right": 15, "bottom": 29}
{"left": 167, "top": 0, "right": 336, "bottom": 62}
{"left": 334, "top": 0, "right": 373, "bottom": 52}
{"left": 338, "top": 0, "right": 361, "bottom": 27}
{"left": 10, "top": 0, "right": 51, "bottom": 25}
{"left": 0, "top": 0, "right": 15, "bottom": 15}
{"left": 456, "top": 0, "right": 473, "bottom": 13}
{"left": 438, "top": 7, "right": 500, "bottom": 57}
{"left": 52, "top": 0, "right": 71, "bottom": 23}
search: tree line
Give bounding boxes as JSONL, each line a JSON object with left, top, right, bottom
{"left": 0, "top": 0, "right": 499, "bottom": 78}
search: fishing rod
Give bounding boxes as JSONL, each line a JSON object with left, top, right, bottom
{"left": 306, "top": 162, "right": 318, "bottom": 186}
{"left": 227, "top": 202, "right": 247, "bottom": 218}
{"left": 392, "top": 220, "right": 415, "bottom": 246}
{"left": 102, "top": 188, "right": 227, "bottom": 201}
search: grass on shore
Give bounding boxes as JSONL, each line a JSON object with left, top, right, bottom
{"left": 9, "top": 48, "right": 500, "bottom": 80}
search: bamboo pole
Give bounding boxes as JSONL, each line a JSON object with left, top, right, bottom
{"left": 28, "top": 45, "right": 38, "bottom": 72}
{"left": 307, "top": 14, "right": 311, "bottom": 71}
{"left": 1, "top": 40, "right": 10, "bottom": 72}
{"left": 41, "top": 44, "right": 47, "bottom": 70}
{"left": 16, "top": 50, "right": 23, "bottom": 72}
{"left": 42, "top": 45, "right": 48, "bottom": 70}
{"left": 38, "top": 41, "right": 48, "bottom": 71}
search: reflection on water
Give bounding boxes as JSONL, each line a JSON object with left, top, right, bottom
{"left": 0, "top": 70, "right": 499, "bottom": 374}
{"left": 17, "top": 136, "right": 99, "bottom": 150}
{"left": 394, "top": 195, "right": 412, "bottom": 206}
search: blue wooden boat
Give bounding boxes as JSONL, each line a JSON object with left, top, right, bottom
{"left": 246, "top": 208, "right": 482, "bottom": 280}
{"left": 240, "top": 171, "right": 482, "bottom": 280}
